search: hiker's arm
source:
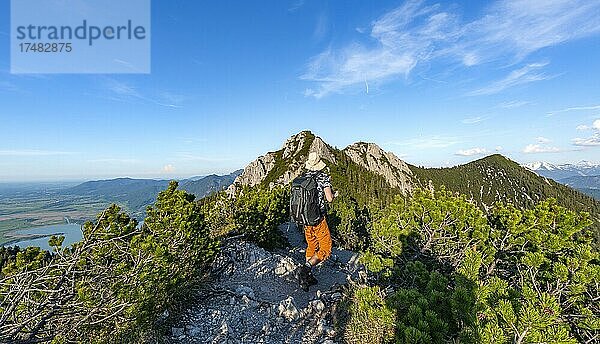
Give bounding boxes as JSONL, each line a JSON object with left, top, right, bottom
{"left": 324, "top": 186, "right": 334, "bottom": 202}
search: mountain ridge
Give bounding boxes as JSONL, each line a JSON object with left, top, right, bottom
{"left": 230, "top": 131, "right": 600, "bottom": 241}
{"left": 228, "top": 131, "right": 413, "bottom": 196}
{"left": 66, "top": 170, "right": 242, "bottom": 217}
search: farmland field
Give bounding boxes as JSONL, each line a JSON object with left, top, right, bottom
{"left": 0, "top": 183, "right": 109, "bottom": 245}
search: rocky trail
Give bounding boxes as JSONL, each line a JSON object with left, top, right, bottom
{"left": 164, "top": 223, "right": 364, "bottom": 343}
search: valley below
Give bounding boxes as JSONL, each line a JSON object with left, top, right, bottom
{"left": 0, "top": 186, "right": 108, "bottom": 245}
{"left": 0, "top": 171, "right": 242, "bottom": 247}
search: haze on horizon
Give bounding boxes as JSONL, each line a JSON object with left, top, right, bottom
{"left": 1, "top": 0, "right": 600, "bottom": 182}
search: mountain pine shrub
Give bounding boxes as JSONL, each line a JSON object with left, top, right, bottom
{"left": 350, "top": 188, "right": 599, "bottom": 343}
{"left": 339, "top": 285, "right": 396, "bottom": 344}
{"left": 200, "top": 186, "right": 289, "bottom": 249}
{"left": 0, "top": 181, "right": 218, "bottom": 343}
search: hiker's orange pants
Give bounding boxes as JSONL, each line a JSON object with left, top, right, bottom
{"left": 304, "top": 217, "right": 332, "bottom": 262}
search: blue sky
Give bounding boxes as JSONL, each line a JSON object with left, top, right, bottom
{"left": 1, "top": 0, "right": 600, "bottom": 181}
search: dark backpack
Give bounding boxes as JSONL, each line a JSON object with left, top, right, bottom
{"left": 290, "top": 174, "right": 322, "bottom": 226}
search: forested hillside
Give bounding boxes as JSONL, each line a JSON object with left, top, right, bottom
{"left": 410, "top": 154, "right": 600, "bottom": 243}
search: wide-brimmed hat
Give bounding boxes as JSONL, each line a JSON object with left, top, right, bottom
{"left": 305, "top": 152, "right": 326, "bottom": 171}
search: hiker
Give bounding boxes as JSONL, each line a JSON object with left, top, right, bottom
{"left": 290, "top": 152, "right": 336, "bottom": 291}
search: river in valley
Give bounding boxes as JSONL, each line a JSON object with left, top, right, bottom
{"left": 2, "top": 224, "right": 83, "bottom": 251}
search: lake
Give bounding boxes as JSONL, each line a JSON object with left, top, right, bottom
{"left": 3, "top": 224, "right": 83, "bottom": 251}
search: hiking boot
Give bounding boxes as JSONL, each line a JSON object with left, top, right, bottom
{"left": 306, "top": 270, "right": 318, "bottom": 287}
{"left": 297, "top": 265, "right": 312, "bottom": 292}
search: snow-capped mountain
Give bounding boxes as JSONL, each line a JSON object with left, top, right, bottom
{"left": 523, "top": 161, "right": 600, "bottom": 180}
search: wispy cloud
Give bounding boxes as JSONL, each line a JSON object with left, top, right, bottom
{"left": 102, "top": 78, "right": 184, "bottom": 108}
{"left": 535, "top": 136, "right": 551, "bottom": 144}
{"left": 547, "top": 104, "right": 600, "bottom": 116}
{"left": 302, "top": 0, "right": 600, "bottom": 98}
{"left": 182, "top": 137, "right": 209, "bottom": 145}
{"left": 113, "top": 59, "right": 148, "bottom": 74}
{"left": 313, "top": 12, "right": 329, "bottom": 41}
{"left": 0, "top": 149, "right": 75, "bottom": 156}
{"left": 455, "top": 147, "right": 487, "bottom": 156}
{"left": 523, "top": 144, "right": 561, "bottom": 153}
{"left": 87, "top": 158, "right": 140, "bottom": 164}
{"left": 288, "top": 0, "right": 305, "bottom": 12}
{"left": 176, "top": 152, "right": 232, "bottom": 162}
{"left": 461, "top": 115, "right": 488, "bottom": 124}
{"left": 107, "top": 79, "right": 140, "bottom": 97}
{"left": 0, "top": 81, "right": 19, "bottom": 92}
{"left": 386, "top": 135, "right": 461, "bottom": 149}
{"left": 159, "top": 91, "right": 186, "bottom": 107}
{"left": 498, "top": 100, "right": 530, "bottom": 109}
{"left": 467, "top": 62, "right": 551, "bottom": 96}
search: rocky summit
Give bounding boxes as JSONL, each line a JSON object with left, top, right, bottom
{"left": 228, "top": 131, "right": 413, "bottom": 195}
{"left": 164, "top": 223, "right": 364, "bottom": 344}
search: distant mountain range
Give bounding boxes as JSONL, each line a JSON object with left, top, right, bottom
{"left": 524, "top": 161, "right": 600, "bottom": 200}
{"left": 64, "top": 170, "right": 242, "bottom": 218}
{"left": 523, "top": 161, "right": 600, "bottom": 179}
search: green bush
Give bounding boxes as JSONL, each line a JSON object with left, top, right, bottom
{"left": 200, "top": 186, "right": 289, "bottom": 250}
{"left": 346, "top": 188, "right": 600, "bottom": 343}
{"left": 327, "top": 195, "right": 371, "bottom": 251}
{"left": 0, "top": 181, "right": 218, "bottom": 343}
{"left": 339, "top": 286, "right": 396, "bottom": 344}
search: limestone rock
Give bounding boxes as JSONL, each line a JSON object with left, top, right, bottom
{"left": 227, "top": 152, "right": 276, "bottom": 194}
{"left": 164, "top": 223, "right": 365, "bottom": 343}
{"left": 227, "top": 131, "right": 414, "bottom": 196}
{"left": 277, "top": 297, "right": 299, "bottom": 321}
{"left": 343, "top": 142, "right": 413, "bottom": 193}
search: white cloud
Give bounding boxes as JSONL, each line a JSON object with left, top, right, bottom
{"left": 0, "top": 149, "right": 74, "bottom": 156}
{"left": 455, "top": 147, "right": 488, "bottom": 156}
{"left": 535, "top": 136, "right": 551, "bottom": 144}
{"left": 495, "top": 146, "right": 503, "bottom": 151}
{"left": 523, "top": 144, "right": 560, "bottom": 153}
{"left": 572, "top": 135, "right": 600, "bottom": 147}
{"left": 572, "top": 119, "right": 600, "bottom": 146}
{"left": 302, "top": 0, "right": 600, "bottom": 98}
{"left": 161, "top": 164, "right": 176, "bottom": 173}
{"left": 467, "top": 62, "right": 551, "bottom": 96}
